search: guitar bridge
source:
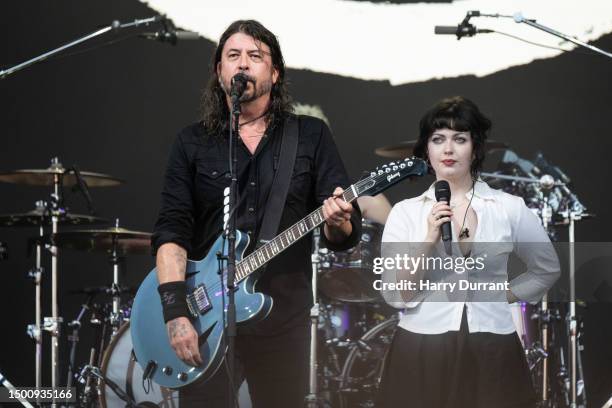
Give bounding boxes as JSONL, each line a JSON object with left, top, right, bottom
{"left": 187, "top": 284, "right": 212, "bottom": 316}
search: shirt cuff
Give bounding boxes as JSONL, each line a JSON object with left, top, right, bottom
{"left": 151, "top": 231, "right": 192, "bottom": 256}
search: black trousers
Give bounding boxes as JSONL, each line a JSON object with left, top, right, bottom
{"left": 378, "top": 308, "right": 537, "bottom": 408}
{"left": 179, "top": 322, "right": 310, "bottom": 408}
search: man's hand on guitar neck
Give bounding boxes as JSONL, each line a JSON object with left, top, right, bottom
{"left": 167, "top": 316, "right": 203, "bottom": 367}
{"left": 322, "top": 186, "right": 354, "bottom": 243}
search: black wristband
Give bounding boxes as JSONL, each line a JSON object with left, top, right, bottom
{"left": 157, "top": 281, "right": 191, "bottom": 323}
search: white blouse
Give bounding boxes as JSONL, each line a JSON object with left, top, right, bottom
{"left": 381, "top": 180, "right": 561, "bottom": 335}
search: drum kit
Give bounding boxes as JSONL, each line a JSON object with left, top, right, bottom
{"left": 0, "top": 157, "right": 163, "bottom": 407}
{"left": 0, "top": 139, "right": 593, "bottom": 408}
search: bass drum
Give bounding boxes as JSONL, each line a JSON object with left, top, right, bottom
{"left": 100, "top": 322, "right": 179, "bottom": 407}
{"left": 338, "top": 315, "right": 398, "bottom": 408}
{"left": 100, "top": 322, "right": 252, "bottom": 407}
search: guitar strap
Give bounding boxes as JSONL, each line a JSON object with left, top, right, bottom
{"left": 256, "top": 115, "right": 299, "bottom": 248}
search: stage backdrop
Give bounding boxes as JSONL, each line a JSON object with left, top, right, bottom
{"left": 1, "top": 1, "right": 611, "bottom": 405}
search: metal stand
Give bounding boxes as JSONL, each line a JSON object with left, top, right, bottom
{"left": 512, "top": 13, "right": 612, "bottom": 59}
{"left": 66, "top": 294, "right": 94, "bottom": 388}
{"left": 567, "top": 212, "right": 587, "bottom": 407}
{"left": 44, "top": 158, "right": 64, "bottom": 406}
{"left": 223, "top": 90, "right": 241, "bottom": 408}
{"left": 0, "top": 370, "right": 36, "bottom": 408}
{"left": 109, "top": 219, "right": 125, "bottom": 337}
{"left": 305, "top": 229, "right": 324, "bottom": 408}
{"left": 0, "top": 16, "right": 163, "bottom": 79}
{"left": 26, "top": 201, "right": 46, "bottom": 389}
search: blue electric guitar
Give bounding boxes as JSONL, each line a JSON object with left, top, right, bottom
{"left": 130, "top": 157, "right": 427, "bottom": 388}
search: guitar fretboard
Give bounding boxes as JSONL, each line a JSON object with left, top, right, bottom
{"left": 234, "top": 185, "right": 358, "bottom": 283}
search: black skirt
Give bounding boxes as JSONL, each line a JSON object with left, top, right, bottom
{"left": 378, "top": 307, "right": 537, "bottom": 408}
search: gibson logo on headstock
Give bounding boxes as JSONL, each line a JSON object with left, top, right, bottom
{"left": 387, "top": 172, "right": 400, "bottom": 182}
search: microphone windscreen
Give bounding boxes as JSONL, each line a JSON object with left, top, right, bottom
{"left": 434, "top": 180, "right": 451, "bottom": 202}
{"left": 434, "top": 26, "right": 458, "bottom": 35}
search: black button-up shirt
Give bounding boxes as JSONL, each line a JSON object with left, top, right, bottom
{"left": 152, "top": 114, "right": 361, "bottom": 334}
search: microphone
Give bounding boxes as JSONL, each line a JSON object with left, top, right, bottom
{"left": 434, "top": 25, "right": 493, "bottom": 39}
{"left": 230, "top": 73, "right": 249, "bottom": 103}
{"left": 435, "top": 10, "right": 493, "bottom": 39}
{"left": 434, "top": 180, "right": 452, "bottom": 254}
{"left": 140, "top": 18, "right": 199, "bottom": 45}
{"left": 140, "top": 29, "right": 200, "bottom": 45}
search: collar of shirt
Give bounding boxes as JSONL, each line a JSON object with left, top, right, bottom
{"left": 418, "top": 178, "right": 497, "bottom": 204}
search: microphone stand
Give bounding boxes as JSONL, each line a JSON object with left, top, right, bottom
{"left": 224, "top": 95, "right": 241, "bottom": 408}
{"left": 468, "top": 10, "right": 612, "bottom": 59}
{"left": 512, "top": 13, "right": 612, "bottom": 59}
{"left": 0, "top": 15, "right": 164, "bottom": 79}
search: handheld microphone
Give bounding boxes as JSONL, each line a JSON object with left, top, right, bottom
{"left": 434, "top": 180, "right": 452, "bottom": 254}
{"left": 230, "top": 73, "right": 249, "bottom": 103}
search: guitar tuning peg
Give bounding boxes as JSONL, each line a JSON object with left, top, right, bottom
{"left": 393, "top": 166, "right": 398, "bottom": 171}
{"left": 378, "top": 170, "right": 384, "bottom": 175}
{"left": 400, "top": 163, "right": 406, "bottom": 169}
{"left": 370, "top": 172, "right": 376, "bottom": 177}
{"left": 408, "top": 161, "right": 413, "bottom": 166}
{"left": 385, "top": 167, "right": 391, "bottom": 173}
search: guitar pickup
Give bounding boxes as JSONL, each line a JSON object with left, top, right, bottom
{"left": 187, "top": 284, "right": 212, "bottom": 315}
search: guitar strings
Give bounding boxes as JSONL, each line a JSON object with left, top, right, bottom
{"left": 198, "top": 167, "right": 417, "bottom": 295}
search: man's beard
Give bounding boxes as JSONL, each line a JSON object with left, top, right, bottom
{"left": 220, "top": 75, "right": 273, "bottom": 103}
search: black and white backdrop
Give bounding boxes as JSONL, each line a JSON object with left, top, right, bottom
{"left": 1, "top": 1, "right": 611, "bottom": 406}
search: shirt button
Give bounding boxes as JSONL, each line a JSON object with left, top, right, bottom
{"left": 250, "top": 181, "right": 256, "bottom": 187}
{"left": 211, "top": 170, "right": 218, "bottom": 176}
{"left": 248, "top": 207, "right": 255, "bottom": 213}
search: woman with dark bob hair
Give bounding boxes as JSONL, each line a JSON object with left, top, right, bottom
{"left": 378, "top": 96, "right": 560, "bottom": 407}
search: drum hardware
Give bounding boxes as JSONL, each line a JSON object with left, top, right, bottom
{"left": 46, "top": 220, "right": 151, "bottom": 337}
{"left": 0, "top": 158, "right": 121, "bottom": 397}
{"left": 0, "top": 370, "right": 36, "bottom": 408}
{"left": 66, "top": 293, "right": 98, "bottom": 390}
{"left": 77, "top": 365, "right": 141, "bottom": 408}
{"left": 305, "top": 228, "right": 326, "bottom": 408}
{"left": 318, "top": 220, "right": 384, "bottom": 303}
{"left": 491, "top": 152, "right": 591, "bottom": 407}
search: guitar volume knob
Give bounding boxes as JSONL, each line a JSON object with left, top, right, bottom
{"left": 178, "top": 372, "right": 188, "bottom": 382}
{"left": 163, "top": 366, "right": 173, "bottom": 375}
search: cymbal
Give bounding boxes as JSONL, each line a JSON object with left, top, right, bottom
{"left": 0, "top": 208, "right": 109, "bottom": 228}
{"left": 374, "top": 139, "right": 508, "bottom": 158}
{"left": 0, "top": 168, "right": 123, "bottom": 187}
{"left": 46, "top": 227, "right": 151, "bottom": 255}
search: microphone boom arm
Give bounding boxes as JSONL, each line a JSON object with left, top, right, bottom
{"left": 0, "top": 15, "right": 164, "bottom": 79}
{"left": 512, "top": 13, "right": 612, "bottom": 59}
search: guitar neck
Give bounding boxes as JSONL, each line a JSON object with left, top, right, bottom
{"left": 234, "top": 185, "right": 359, "bottom": 284}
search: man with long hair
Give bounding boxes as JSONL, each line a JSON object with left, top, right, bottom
{"left": 151, "top": 20, "right": 361, "bottom": 406}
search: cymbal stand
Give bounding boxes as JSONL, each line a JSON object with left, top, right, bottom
{"left": 567, "top": 212, "right": 587, "bottom": 407}
{"left": 26, "top": 201, "right": 46, "bottom": 389}
{"left": 42, "top": 158, "right": 64, "bottom": 406}
{"left": 305, "top": 229, "right": 326, "bottom": 408}
{"left": 109, "top": 219, "right": 124, "bottom": 336}
{"left": 539, "top": 188, "right": 552, "bottom": 403}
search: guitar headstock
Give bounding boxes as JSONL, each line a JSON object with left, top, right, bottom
{"left": 356, "top": 157, "right": 428, "bottom": 197}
